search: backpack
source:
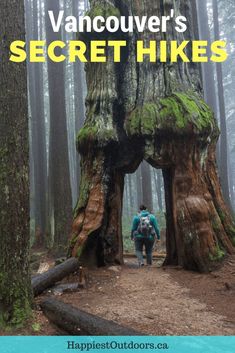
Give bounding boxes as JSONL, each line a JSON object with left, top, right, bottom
{"left": 137, "top": 214, "right": 153, "bottom": 236}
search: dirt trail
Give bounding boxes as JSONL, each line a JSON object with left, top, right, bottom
{"left": 58, "top": 256, "right": 235, "bottom": 336}
{"left": 3, "top": 255, "right": 234, "bottom": 336}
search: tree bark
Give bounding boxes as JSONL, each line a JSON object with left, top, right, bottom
{"left": 45, "top": 0, "right": 73, "bottom": 253}
{"left": 196, "top": 0, "right": 221, "bottom": 167}
{"left": 69, "top": 0, "right": 235, "bottom": 272}
{"left": 141, "top": 161, "right": 153, "bottom": 212}
{"left": 154, "top": 170, "right": 163, "bottom": 211}
{"left": 26, "top": 0, "right": 47, "bottom": 244}
{"left": 213, "top": 0, "right": 231, "bottom": 206}
{"left": 72, "top": 0, "right": 86, "bottom": 193}
{"left": 196, "top": 0, "right": 218, "bottom": 115}
{"left": 40, "top": 298, "right": 142, "bottom": 335}
{"left": 136, "top": 167, "right": 143, "bottom": 208}
{"left": 0, "top": 0, "right": 32, "bottom": 326}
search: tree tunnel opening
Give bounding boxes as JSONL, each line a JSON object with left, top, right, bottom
{"left": 122, "top": 161, "right": 175, "bottom": 267}
{"left": 71, "top": 133, "right": 235, "bottom": 272}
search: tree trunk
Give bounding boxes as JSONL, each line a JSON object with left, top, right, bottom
{"left": 69, "top": 0, "right": 235, "bottom": 272}
{"left": 154, "top": 170, "right": 163, "bottom": 211}
{"left": 196, "top": 0, "right": 220, "bottom": 166}
{"left": 196, "top": 0, "right": 218, "bottom": 115}
{"left": 0, "top": 0, "right": 32, "bottom": 326}
{"left": 213, "top": 0, "right": 230, "bottom": 206}
{"left": 26, "top": 0, "right": 47, "bottom": 245}
{"left": 127, "top": 174, "right": 135, "bottom": 214}
{"left": 72, "top": 0, "right": 86, "bottom": 193}
{"left": 136, "top": 167, "right": 143, "bottom": 208}
{"left": 45, "top": 0, "right": 73, "bottom": 253}
{"left": 40, "top": 298, "right": 142, "bottom": 335}
{"left": 141, "top": 161, "right": 153, "bottom": 212}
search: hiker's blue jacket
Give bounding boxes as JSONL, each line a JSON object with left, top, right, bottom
{"left": 131, "top": 211, "right": 160, "bottom": 240}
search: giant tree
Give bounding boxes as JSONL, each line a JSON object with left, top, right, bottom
{"left": 69, "top": 0, "right": 235, "bottom": 272}
{"left": 0, "top": 0, "right": 32, "bottom": 326}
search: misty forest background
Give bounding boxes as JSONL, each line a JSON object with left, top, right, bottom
{"left": 27, "top": 0, "right": 235, "bottom": 255}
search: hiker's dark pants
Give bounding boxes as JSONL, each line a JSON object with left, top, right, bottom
{"left": 135, "top": 237, "right": 155, "bottom": 265}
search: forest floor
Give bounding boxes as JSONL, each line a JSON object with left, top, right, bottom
{"left": 1, "top": 254, "right": 235, "bottom": 336}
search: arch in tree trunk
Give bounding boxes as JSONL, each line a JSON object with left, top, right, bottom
{"left": 68, "top": 0, "right": 235, "bottom": 272}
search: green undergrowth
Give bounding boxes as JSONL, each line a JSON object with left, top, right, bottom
{"left": 125, "top": 92, "right": 215, "bottom": 137}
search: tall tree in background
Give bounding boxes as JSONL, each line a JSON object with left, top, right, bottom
{"left": 196, "top": 0, "right": 218, "bottom": 119}
{"left": 72, "top": 0, "right": 86, "bottom": 189}
{"left": 136, "top": 168, "right": 143, "bottom": 208}
{"left": 213, "top": 0, "right": 230, "bottom": 205}
{"left": 26, "top": 0, "right": 47, "bottom": 244}
{"left": 69, "top": 0, "right": 235, "bottom": 272}
{"left": 219, "top": 0, "right": 235, "bottom": 209}
{"left": 25, "top": 0, "right": 88, "bottom": 245}
{"left": 45, "top": 0, "right": 72, "bottom": 252}
{"left": 0, "top": 0, "right": 32, "bottom": 326}
{"left": 141, "top": 162, "right": 153, "bottom": 211}
{"left": 154, "top": 170, "right": 163, "bottom": 211}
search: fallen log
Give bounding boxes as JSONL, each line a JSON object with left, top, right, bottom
{"left": 40, "top": 298, "right": 143, "bottom": 336}
{"left": 51, "top": 283, "right": 81, "bottom": 296}
{"left": 32, "top": 257, "right": 80, "bottom": 296}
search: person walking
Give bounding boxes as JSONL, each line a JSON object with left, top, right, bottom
{"left": 131, "top": 205, "right": 160, "bottom": 266}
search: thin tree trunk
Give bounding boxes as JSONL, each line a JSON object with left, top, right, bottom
{"left": 136, "top": 167, "right": 143, "bottom": 209}
{"left": 45, "top": 0, "right": 72, "bottom": 253}
{"left": 73, "top": 0, "right": 86, "bottom": 190}
{"left": 141, "top": 162, "right": 153, "bottom": 212}
{"left": 0, "top": 0, "right": 32, "bottom": 326}
{"left": 154, "top": 170, "right": 163, "bottom": 211}
{"left": 213, "top": 0, "right": 230, "bottom": 206}
{"left": 196, "top": 0, "right": 218, "bottom": 116}
{"left": 26, "top": 0, "right": 47, "bottom": 245}
{"left": 128, "top": 174, "right": 134, "bottom": 214}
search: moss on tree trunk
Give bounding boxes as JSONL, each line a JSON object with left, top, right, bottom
{"left": 69, "top": 0, "right": 235, "bottom": 272}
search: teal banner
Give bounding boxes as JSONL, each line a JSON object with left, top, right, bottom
{"left": 0, "top": 336, "right": 234, "bottom": 353}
